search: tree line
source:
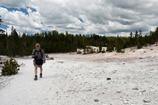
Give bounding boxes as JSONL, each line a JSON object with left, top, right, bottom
{"left": 0, "top": 17, "right": 158, "bottom": 56}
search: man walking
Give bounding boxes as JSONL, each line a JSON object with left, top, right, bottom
{"left": 32, "top": 43, "right": 46, "bottom": 80}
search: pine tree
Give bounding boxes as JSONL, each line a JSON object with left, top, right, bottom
{"left": 0, "top": 15, "right": 5, "bottom": 34}
{"left": 129, "top": 32, "right": 133, "bottom": 47}
{"left": 137, "top": 41, "right": 141, "bottom": 49}
{"left": 99, "top": 42, "right": 102, "bottom": 52}
{"left": 107, "top": 39, "right": 114, "bottom": 52}
{"left": 137, "top": 28, "right": 143, "bottom": 49}
{"left": 135, "top": 31, "right": 138, "bottom": 39}
{"left": 116, "top": 35, "right": 123, "bottom": 52}
{"left": 155, "top": 27, "right": 158, "bottom": 45}
{"left": 139, "top": 28, "right": 142, "bottom": 36}
{"left": 9, "top": 26, "right": 20, "bottom": 56}
{"left": 130, "top": 32, "right": 132, "bottom": 37}
{"left": 135, "top": 31, "right": 138, "bottom": 45}
{"left": 22, "top": 33, "right": 27, "bottom": 55}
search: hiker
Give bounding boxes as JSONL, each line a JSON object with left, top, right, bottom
{"left": 32, "top": 43, "right": 46, "bottom": 80}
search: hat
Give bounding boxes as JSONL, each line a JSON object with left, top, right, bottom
{"left": 35, "top": 43, "right": 40, "bottom": 47}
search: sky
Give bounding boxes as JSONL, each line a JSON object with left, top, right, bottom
{"left": 0, "top": 0, "right": 158, "bottom": 36}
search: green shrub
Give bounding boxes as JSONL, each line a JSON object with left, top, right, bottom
{"left": 90, "top": 48, "right": 94, "bottom": 53}
{"left": 121, "top": 50, "right": 125, "bottom": 53}
{"left": 97, "top": 49, "right": 99, "bottom": 53}
{"left": 102, "top": 50, "right": 106, "bottom": 53}
{"left": 77, "top": 51, "right": 82, "bottom": 54}
{"left": 1, "top": 58, "right": 20, "bottom": 76}
{"left": 83, "top": 48, "right": 86, "bottom": 54}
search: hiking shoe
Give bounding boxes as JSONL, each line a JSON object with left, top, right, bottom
{"left": 34, "top": 75, "right": 38, "bottom": 80}
{"left": 40, "top": 73, "right": 42, "bottom": 78}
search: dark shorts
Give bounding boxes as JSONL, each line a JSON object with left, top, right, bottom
{"left": 33, "top": 60, "right": 42, "bottom": 67}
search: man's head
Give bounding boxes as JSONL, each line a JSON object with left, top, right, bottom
{"left": 35, "top": 43, "right": 40, "bottom": 50}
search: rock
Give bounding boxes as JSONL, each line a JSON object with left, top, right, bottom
{"left": 107, "top": 78, "right": 111, "bottom": 80}
{"left": 116, "top": 91, "right": 121, "bottom": 93}
{"left": 132, "top": 87, "right": 139, "bottom": 90}
{"left": 112, "top": 70, "right": 117, "bottom": 73}
{"left": 45, "top": 54, "right": 49, "bottom": 58}
{"left": 58, "top": 61, "right": 63, "bottom": 63}
{"left": 141, "top": 90, "right": 146, "bottom": 93}
{"left": 47, "top": 57, "right": 54, "bottom": 60}
{"left": 15, "top": 55, "right": 20, "bottom": 58}
{"left": 87, "top": 89, "right": 92, "bottom": 91}
{"left": 143, "top": 99, "right": 151, "bottom": 103}
{"left": 94, "top": 99, "right": 99, "bottom": 102}
{"left": 50, "top": 57, "right": 54, "bottom": 60}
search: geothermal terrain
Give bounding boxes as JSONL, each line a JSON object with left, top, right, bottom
{"left": 0, "top": 44, "right": 158, "bottom": 105}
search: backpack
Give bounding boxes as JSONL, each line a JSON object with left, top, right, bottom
{"left": 33, "top": 49, "right": 43, "bottom": 65}
{"left": 33, "top": 49, "right": 43, "bottom": 58}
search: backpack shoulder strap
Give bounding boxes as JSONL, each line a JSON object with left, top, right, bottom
{"left": 40, "top": 49, "right": 43, "bottom": 57}
{"left": 33, "top": 49, "right": 37, "bottom": 55}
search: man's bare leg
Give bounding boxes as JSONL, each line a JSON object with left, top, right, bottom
{"left": 40, "top": 66, "right": 43, "bottom": 78}
{"left": 34, "top": 66, "right": 38, "bottom": 80}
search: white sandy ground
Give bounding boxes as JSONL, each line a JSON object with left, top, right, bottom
{"left": 0, "top": 44, "right": 158, "bottom": 105}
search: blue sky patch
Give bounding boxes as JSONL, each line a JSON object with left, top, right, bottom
{"left": 26, "top": 6, "right": 37, "bottom": 12}
{"left": 48, "top": 26, "right": 53, "bottom": 28}
{"left": 1, "top": 6, "right": 29, "bottom": 15}
{"left": 78, "top": 18, "right": 84, "bottom": 23}
{"left": 41, "top": 22, "right": 44, "bottom": 25}
{"left": 0, "top": 6, "right": 37, "bottom": 15}
{"left": 41, "top": 30, "right": 49, "bottom": 33}
{"left": 1, "top": 23, "right": 8, "bottom": 30}
{"left": 35, "top": 28, "right": 41, "bottom": 30}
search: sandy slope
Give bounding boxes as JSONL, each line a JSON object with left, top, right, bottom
{"left": 0, "top": 45, "right": 158, "bottom": 105}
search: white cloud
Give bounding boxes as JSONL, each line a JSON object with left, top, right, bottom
{"left": 0, "top": 7, "right": 42, "bottom": 35}
{"left": 0, "top": 0, "right": 158, "bottom": 36}
{"left": 0, "top": 0, "right": 27, "bottom": 8}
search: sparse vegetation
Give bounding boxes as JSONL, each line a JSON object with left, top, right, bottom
{"left": 97, "top": 49, "right": 99, "bottom": 53}
{"left": 1, "top": 58, "right": 20, "bottom": 76}
{"left": 102, "top": 49, "right": 106, "bottom": 53}
{"left": 77, "top": 51, "right": 82, "bottom": 54}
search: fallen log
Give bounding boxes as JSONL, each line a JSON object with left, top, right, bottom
{"left": 46, "top": 57, "right": 54, "bottom": 60}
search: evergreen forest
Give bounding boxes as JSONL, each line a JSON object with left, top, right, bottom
{"left": 0, "top": 16, "right": 158, "bottom": 56}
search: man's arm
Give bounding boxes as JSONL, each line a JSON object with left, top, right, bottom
{"left": 32, "top": 49, "right": 36, "bottom": 58}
